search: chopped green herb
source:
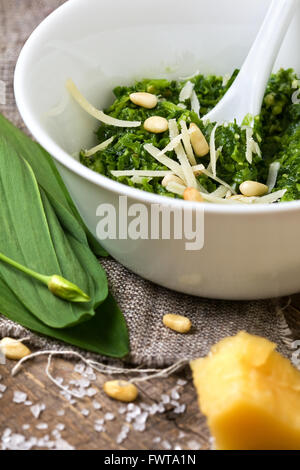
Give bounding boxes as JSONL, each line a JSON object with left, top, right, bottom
{"left": 80, "top": 68, "right": 300, "bottom": 202}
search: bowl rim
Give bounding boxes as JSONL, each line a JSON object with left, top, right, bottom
{"left": 13, "top": 0, "right": 300, "bottom": 216}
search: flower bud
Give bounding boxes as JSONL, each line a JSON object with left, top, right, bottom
{"left": 48, "top": 275, "right": 90, "bottom": 303}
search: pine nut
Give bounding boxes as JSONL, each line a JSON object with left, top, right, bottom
{"left": 163, "top": 314, "right": 192, "bottom": 334}
{"left": 162, "top": 174, "right": 185, "bottom": 187}
{"left": 189, "top": 123, "right": 209, "bottom": 157}
{"left": 129, "top": 92, "right": 158, "bottom": 109}
{"left": 183, "top": 187, "right": 204, "bottom": 202}
{"left": 0, "top": 337, "right": 31, "bottom": 360}
{"left": 103, "top": 380, "right": 138, "bottom": 402}
{"left": 239, "top": 181, "right": 268, "bottom": 197}
{"left": 144, "top": 116, "right": 169, "bottom": 134}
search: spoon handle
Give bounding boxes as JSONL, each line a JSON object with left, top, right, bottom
{"left": 238, "top": 0, "right": 298, "bottom": 102}
{"left": 204, "top": 0, "right": 298, "bottom": 125}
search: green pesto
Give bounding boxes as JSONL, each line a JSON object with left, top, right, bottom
{"left": 80, "top": 68, "right": 300, "bottom": 201}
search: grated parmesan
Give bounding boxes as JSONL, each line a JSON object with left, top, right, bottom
{"left": 111, "top": 169, "right": 172, "bottom": 178}
{"left": 66, "top": 79, "right": 141, "bottom": 127}
{"left": 200, "top": 192, "right": 242, "bottom": 204}
{"left": 210, "top": 185, "right": 229, "bottom": 198}
{"left": 254, "top": 189, "right": 286, "bottom": 204}
{"left": 144, "top": 144, "right": 186, "bottom": 182}
{"left": 201, "top": 167, "right": 237, "bottom": 194}
{"left": 166, "top": 181, "right": 186, "bottom": 196}
{"left": 266, "top": 162, "right": 280, "bottom": 193}
{"left": 179, "top": 81, "right": 194, "bottom": 102}
{"left": 169, "top": 119, "right": 198, "bottom": 189}
{"left": 83, "top": 137, "right": 115, "bottom": 157}
{"left": 155, "top": 134, "right": 183, "bottom": 158}
{"left": 222, "top": 73, "right": 231, "bottom": 87}
{"left": 245, "top": 127, "right": 254, "bottom": 164}
{"left": 180, "top": 120, "right": 197, "bottom": 166}
{"left": 190, "top": 90, "right": 200, "bottom": 117}
{"left": 209, "top": 123, "right": 219, "bottom": 177}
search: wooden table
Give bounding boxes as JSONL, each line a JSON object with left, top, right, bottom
{"left": 0, "top": 0, "right": 299, "bottom": 451}
{"left": 0, "top": 356, "right": 211, "bottom": 450}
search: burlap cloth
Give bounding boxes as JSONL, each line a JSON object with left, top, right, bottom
{"left": 0, "top": 0, "right": 299, "bottom": 366}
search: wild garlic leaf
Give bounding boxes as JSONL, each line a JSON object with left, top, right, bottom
{"left": 41, "top": 188, "right": 108, "bottom": 310}
{"left": 0, "top": 275, "right": 129, "bottom": 357}
{"left": 0, "top": 138, "right": 107, "bottom": 328}
{"left": 0, "top": 113, "right": 107, "bottom": 257}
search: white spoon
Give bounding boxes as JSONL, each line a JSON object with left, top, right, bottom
{"left": 203, "top": 0, "right": 298, "bottom": 125}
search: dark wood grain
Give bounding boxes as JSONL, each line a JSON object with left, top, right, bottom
{"left": 0, "top": 356, "right": 210, "bottom": 450}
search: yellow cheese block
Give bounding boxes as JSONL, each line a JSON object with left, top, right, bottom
{"left": 190, "top": 331, "right": 300, "bottom": 450}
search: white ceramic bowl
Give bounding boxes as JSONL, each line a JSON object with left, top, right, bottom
{"left": 14, "top": 0, "right": 300, "bottom": 299}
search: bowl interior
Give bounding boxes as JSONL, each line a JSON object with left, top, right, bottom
{"left": 15, "top": 0, "right": 300, "bottom": 159}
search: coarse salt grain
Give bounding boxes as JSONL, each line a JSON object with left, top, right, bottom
{"left": 0, "top": 350, "right": 5, "bottom": 365}
{"left": 93, "top": 400, "right": 102, "bottom": 410}
{"left": 161, "top": 394, "right": 170, "bottom": 404}
{"left": 53, "top": 438, "right": 75, "bottom": 450}
{"left": 94, "top": 424, "right": 105, "bottom": 433}
{"left": 70, "top": 378, "right": 90, "bottom": 388}
{"left": 81, "top": 408, "right": 90, "bottom": 417}
{"left": 94, "top": 419, "right": 105, "bottom": 432}
{"left": 30, "top": 403, "right": 46, "bottom": 419}
{"left": 116, "top": 424, "right": 130, "bottom": 444}
{"left": 86, "top": 387, "right": 97, "bottom": 397}
{"left": 133, "top": 422, "right": 146, "bottom": 432}
{"left": 83, "top": 367, "right": 96, "bottom": 381}
{"left": 104, "top": 412, "right": 115, "bottom": 421}
{"left": 177, "top": 379, "right": 187, "bottom": 386}
{"left": 162, "top": 440, "right": 172, "bottom": 450}
{"left": 36, "top": 423, "right": 48, "bottom": 430}
{"left": 157, "top": 403, "right": 165, "bottom": 413}
{"left": 0, "top": 384, "right": 7, "bottom": 393}
{"left": 171, "top": 389, "right": 180, "bottom": 400}
{"left": 174, "top": 404, "right": 186, "bottom": 414}
{"left": 188, "top": 439, "right": 202, "bottom": 450}
{"left": 56, "top": 423, "right": 65, "bottom": 432}
{"left": 74, "top": 363, "right": 85, "bottom": 374}
{"left": 13, "top": 391, "right": 27, "bottom": 404}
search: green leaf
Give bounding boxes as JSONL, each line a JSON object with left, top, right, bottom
{"left": 0, "top": 138, "right": 107, "bottom": 328}
{"left": 0, "top": 275, "right": 129, "bottom": 357}
{"left": 40, "top": 188, "right": 108, "bottom": 312}
{"left": 0, "top": 113, "right": 108, "bottom": 257}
